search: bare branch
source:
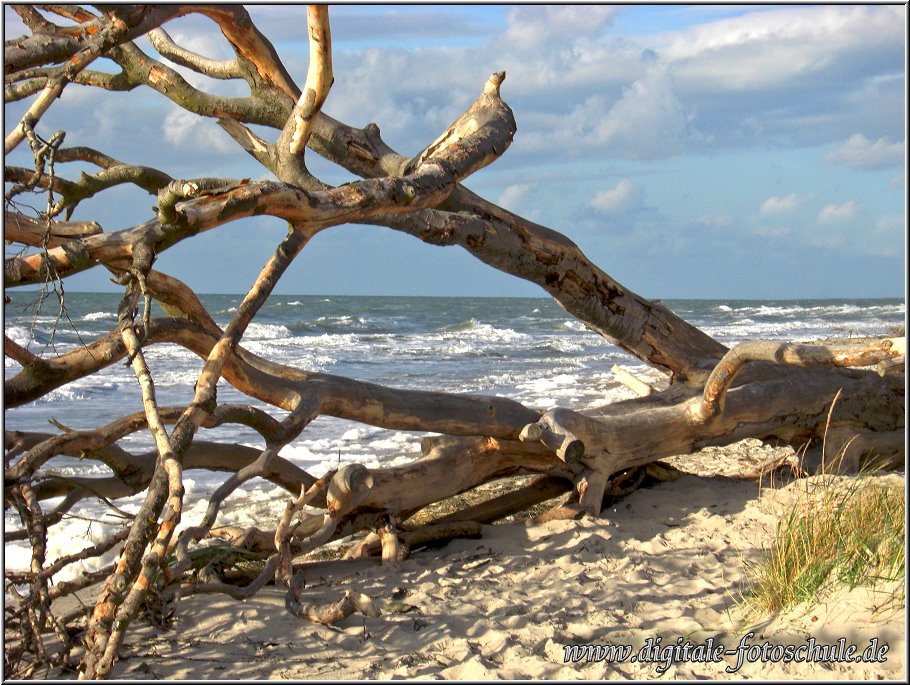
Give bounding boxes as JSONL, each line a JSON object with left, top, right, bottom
{"left": 6, "top": 76, "right": 514, "bottom": 286}
{"left": 147, "top": 27, "right": 243, "bottom": 79}
{"left": 192, "top": 5, "right": 301, "bottom": 99}
{"left": 282, "top": 5, "right": 333, "bottom": 156}
{"left": 5, "top": 8, "right": 151, "bottom": 152}
{"left": 4, "top": 334, "right": 45, "bottom": 367}
{"left": 4, "top": 5, "right": 185, "bottom": 74}
{"left": 4, "top": 210, "right": 103, "bottom": 247}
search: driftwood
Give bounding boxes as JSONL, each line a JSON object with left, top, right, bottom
{"left": 2, "top": 4, "right": 904, "bottom": 680}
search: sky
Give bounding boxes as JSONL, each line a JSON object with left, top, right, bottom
{"left": 3, "top": 3, "right": 907, "bottom": 299}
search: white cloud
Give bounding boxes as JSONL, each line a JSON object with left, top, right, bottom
{"left": 313, "top": 3, "right": 900, "bottom": 163}
{"left": 166, "top": 28, "right": 235, "bottom": 62}
{"left": 874, "top": 215, "right": 905, "bottom": 236}
{"left": 825, "top": 134, "right": 904, "bottom": 169}
{"left": 662, "top": 5, "right": 905, "bottom": 92}
{"left": 817, "top": 201, "right": 858, "bottom": 224}
{"left": 500, "top": 6, "right": 618, "bottom": 50}
{"left": 698, "top": 214, "right": 733, "bottom": 228}
{"left": 593, "top": 68, "right": 694, "bottom": 154}
{"left": 162, "top": 106, "right": 234, "bottom": 154}
{"left": 760, "top": 193, "right": 800, "bottom": 215}
{"left": 497, "top": 183, "right": 533, "bottom": 211}
{"left": 591, "top": 179, "right": 640, "bottom": 214}
{"left": 755, "top": 226, "right": 790, "bottom": 240}
{"left": 864, "top": 215, "right": 905, "bottom": 257}
{"left": 479, "top": 7, "right": 648, "bottom": 98}
{"left": 809, "top": 234, "right": 847, "bottom": 250}
{"left": 522, "top": 66, "right": 702, "bottom": 158}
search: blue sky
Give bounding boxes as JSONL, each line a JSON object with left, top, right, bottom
{"left": 3, "top": 4, "right": 906, "bottom": 299}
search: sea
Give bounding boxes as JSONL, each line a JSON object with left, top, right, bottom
{"left": 3, "top": 292, "right": 905, "bottom": 579}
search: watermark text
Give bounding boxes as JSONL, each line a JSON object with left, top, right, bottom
{"left": 563, "top": 633, "right": 889, "bottom": 674}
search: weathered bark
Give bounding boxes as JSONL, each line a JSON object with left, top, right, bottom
{"left": 3, "top": 4, "right": 903, "bottom": 680}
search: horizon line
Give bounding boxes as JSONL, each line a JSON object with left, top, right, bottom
{"left": 5, "top": 290, "right": 906, "bottom": 302}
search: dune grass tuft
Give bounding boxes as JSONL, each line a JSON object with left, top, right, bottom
{"left": 745, "top": 465, "right": 905, "bottom": 616}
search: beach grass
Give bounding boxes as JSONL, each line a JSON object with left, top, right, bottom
{"left": 744, "top": 463, "right": 905, "bottom": 616}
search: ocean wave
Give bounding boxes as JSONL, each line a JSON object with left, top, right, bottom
{"left": 240, "top": 339, "right": 338, "bottom": 369}
{"left": 311, "top": 332, "right": 360, "bottom": 346}
{"left": 8, "top": 314, "right": 62, "bottom": 326}
{"left": 443, "top": 318, "right": 482, "bottom": 333}
{"left": 439, "top": 319, "right": 528, "bottom": 342}
{"left": 734, "top": 304, "right": 806, "bottom": 317}
{"left": 327, "top": 315, "right": 366, "bottom": 326}
{"left": 243, "top": 322, "right": 292, "bottom": 339}
{"left": 7, "top": 293, "right": 904, "bottom": 524}
{"left": 730, "top": 302, "right": 905, "bottom": 318}
{"left": 537, "top": 338, "right": 584, "bottom": 354}
{"left": 4, "top": 325, "right": 33, "bottom": 347}
{"left": 38, "top": 386, "right": 86, "bottom": 402}
{"left": 554, "top": 319, "right": 587, "bottom": 332}
{"left": 40, "top": 461, "right": 115, "bottom": 478}
{"left": 278, "top": 443, "right": 319, "bottom": 463}
{"left": 442, "top": 342, "right": 478, "bottom": 356}
{"left": 136, "top": 367, "right": 201, "bottom": 386}
{"left": 516, "top": 374, "right": 581, "bottom": 401}
{"left": 144, "top": 344, "right": 200, "bottom": 362}
{"left": 83, "top": 311, "right": 116, "bottom": 321}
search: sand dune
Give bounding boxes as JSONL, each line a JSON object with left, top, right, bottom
{"left": 107, "top": 464, "right": 906, "bottom": 680}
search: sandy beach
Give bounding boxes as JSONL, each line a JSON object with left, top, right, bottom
{"left": 94, "top": 442, "right": 905, "bottom": 681}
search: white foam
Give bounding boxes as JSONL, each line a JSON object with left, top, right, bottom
{"left": 38, "top": 386, "right": 86, "bottom": 402}
{"left": 443, "top": 342, "right": 476, "bottom": 355}
{"left": 243, "top": 322, "right": 292, "bottom": 340}
{"left": 5, "top": 325, "right": 34, "bottom": 347}
{"left": 278, "top": 443, "right": 320, "bottom": 464}
{"left": 517, "top": 374, "right": 580, "bottom": 394}
{"left": 560, "top": 320, "right": 587, "bottom": 332}
{"left": 341, "top": 427, "right": 368, "bottom": 442}
{"left": 542, "top": 338, "right": 584, "bottom": 353}
{"left": 83, "top": 311, "right": 115, "bottom": 321}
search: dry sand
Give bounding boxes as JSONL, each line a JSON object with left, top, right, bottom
{"left": 101, "top": 441, "right": 906, "bottom": 681}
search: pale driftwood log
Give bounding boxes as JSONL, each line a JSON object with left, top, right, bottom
{"left": 611, "top": 364, "right": 656, "bottom": 397}
{"left": 877, "top": 355, "right": 904, "bottom": 377}
{"left": 379, "top": 524, "right": 403, "bottom": 565}
{"left": 519, "top": 414, "right": 585, "bottom": 465}
{"left": 285, "top": 575, "right": 381, "bottom": 625}
{"left": 209, "top": 525, "right": 278, "bottom": 554}
{"left": 344, "top": 521, "right": 483, "bottom": 560}
{"left": 699, "top": 337, "right": 906, "bottom": 419}
{"left": 576, "top": 468, "right": 611, "bottom": 517}
{"left": 343, "top": 532, "right": 382, "bottom": 560}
